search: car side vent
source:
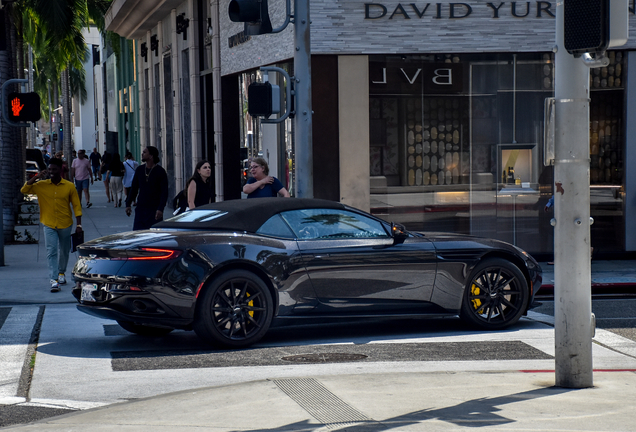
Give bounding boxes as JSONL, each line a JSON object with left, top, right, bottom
{"left": 437, "top": 251, "right": 482, "bottom": 261}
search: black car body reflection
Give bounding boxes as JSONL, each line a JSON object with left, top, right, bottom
{"left": 72, "top": 198, "right": 542, "bottom": 347}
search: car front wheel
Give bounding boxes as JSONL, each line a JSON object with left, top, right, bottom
{"left": 460, "top": 258, "right": 529, "bottom": 330}
{"left": 194, "top": 270, "right": 274, "bottom": 348}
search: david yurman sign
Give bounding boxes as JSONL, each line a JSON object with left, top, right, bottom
{"left": 364, "top": 2, "right": 557, "bottom": 20}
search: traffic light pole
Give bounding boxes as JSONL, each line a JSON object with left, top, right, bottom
{"left": 553, "top": 1, "right": 594, "bottom": 388}
{"left": 293, "top": 0, "right": 313, "bottom": 198}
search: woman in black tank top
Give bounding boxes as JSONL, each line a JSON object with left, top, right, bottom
{"left": 187, "top": 160, "right": 213, "bottom": 209}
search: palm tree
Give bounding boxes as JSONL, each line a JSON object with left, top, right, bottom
{"left": 22, "top": 0, "right": 110, "bottom": 161}
{"left": 0, "top": 4, "right": 22, "bottom": 247}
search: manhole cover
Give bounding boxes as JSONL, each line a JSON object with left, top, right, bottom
{"left": 281, "top": 353, "right": 368, "bottom": 363}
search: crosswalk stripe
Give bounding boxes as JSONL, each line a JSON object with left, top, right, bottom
{"left": 0, "top": 306, "right": 41, "bottom": 401}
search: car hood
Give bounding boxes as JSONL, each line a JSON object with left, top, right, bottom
{"left": 415, "top": 231, "right": 537, "bottom": 262}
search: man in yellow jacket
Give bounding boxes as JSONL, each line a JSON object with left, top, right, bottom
{"left": 21, "top": 158, "right": 83, "bottom": 292}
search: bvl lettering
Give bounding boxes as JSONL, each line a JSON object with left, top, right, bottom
{"left": 372, "top": 67, "right": 453, "bottom": 86}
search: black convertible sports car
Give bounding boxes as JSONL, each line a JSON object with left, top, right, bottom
{"left": 72, "top": 198, "right": 542, "bottom": 348}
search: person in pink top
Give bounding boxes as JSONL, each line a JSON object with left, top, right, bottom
{"left": 71, "top": 149, "right": 94, "bottom": 208}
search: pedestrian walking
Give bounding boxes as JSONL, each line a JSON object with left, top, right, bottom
{"left": 108, "top": 153, "right": 125, "bottom": 207}
{"left": 243, "top": 157, "right": 290, "bottom": 198}
{"left": 101, "top": 150, "right": 112, "bottom": 203}
{"left": 123, "top": 151, "right": 139, "bottom": 206}
{"left": 187, "top": 160, "right": 213, "bottom": 209}
{"left": 89, "top": 147, "right": 102, "bottom": 181}
{"left": 125, "top": 146, "right": 169, "bottom": 230}
{"left": 54, "top": 151, "right": 70, "bottom": 180}
{"left": 70, "top": 149, "right": 93, "bottom": 208}
{"left": 20, "top": 158, "right": 83, "bottom": 292}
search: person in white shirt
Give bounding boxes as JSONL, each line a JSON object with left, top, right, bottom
{"left": 123, "top": 151, "right": 139, "bottom": 206}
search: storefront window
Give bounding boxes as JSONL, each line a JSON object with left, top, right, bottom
{"left": 369, "top": 52, "right": 626, "bottom": 255}
{"left": 589, "top": 51, "right": 625, "bottom": 251}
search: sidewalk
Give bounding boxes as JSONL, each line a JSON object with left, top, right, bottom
{"left": 1, "top": 184, "right": 134, "bottom": 305}
{"left": 4, "top": 369, "right": 636, "bottom": 431}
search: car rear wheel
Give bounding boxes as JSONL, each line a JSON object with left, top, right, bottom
{"left": 116, "top": 320, "right": 174, "bottom": 337}
{"left": 460, "top": 258, "right": 529, "bottom": 330}
{"left": 194, "top": 270, "right": 274, "bottom": 348}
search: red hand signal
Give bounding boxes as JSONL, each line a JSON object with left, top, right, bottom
{"left": 11, "top": 97, "right": 24, "bottom": 117}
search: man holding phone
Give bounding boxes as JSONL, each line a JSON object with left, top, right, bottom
{"left": 21, "top": 158, "right": 83, "bottom": 292}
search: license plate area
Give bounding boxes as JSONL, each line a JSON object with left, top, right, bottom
{"left": 80, "top": 282, "right": 98, "bottom": 302}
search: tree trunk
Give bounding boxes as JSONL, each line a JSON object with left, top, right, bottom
{"left": 53, "top": 84, "right": 60, "bottom": 153}
{"left": 0, "top": 8, "right": 18, "bottom": 243}
{"left": 62, "top": 68, "right": 72, "bottom": 163}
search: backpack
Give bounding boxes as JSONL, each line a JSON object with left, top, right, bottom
{"left": 172, "top": 189, "right": 188, "bottom": 215}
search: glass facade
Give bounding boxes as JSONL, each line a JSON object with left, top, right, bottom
{"left": 369, "top": 52, "right": 626, "bottom": 255}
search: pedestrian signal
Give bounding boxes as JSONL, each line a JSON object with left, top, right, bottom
{"left": 7, "top": 92, "right": 41, "bottom": 122}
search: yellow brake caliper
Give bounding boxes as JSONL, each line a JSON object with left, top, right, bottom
{"left": 471, "top": 283, "right": 484, "bottom": 313}
{"left": 246, "top": 292, "right": 254, "bottom": 318}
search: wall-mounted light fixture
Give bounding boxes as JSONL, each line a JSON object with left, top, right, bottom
{"left": 176, "top": 13, "right": 190, "bottom": 41}
{"left": 150, "top": 35, "right": 159, "bottom": 56}
{"left": 140, "top": 42, "right": 148, "bottom": 62}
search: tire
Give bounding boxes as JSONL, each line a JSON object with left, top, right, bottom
{"left": 116, "top": 320, "right": 174, "bottom": 337}
{"left": 460, "top": 258, "right": 529, "bottom": 330}
{"left": 193, "top": 270, "right": 274, "bottom": 348}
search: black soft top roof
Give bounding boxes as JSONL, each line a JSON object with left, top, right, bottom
{"left": 155, "top": 197, "right": 346, "bottom": 232}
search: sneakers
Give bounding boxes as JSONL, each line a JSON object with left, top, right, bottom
{"left": 86, "top": 202, "right": 92, "bottom": 208}
{"left": 58, "top": 273, "right": 67, "bottom": 285}
{"left": 50, "top": 280, "right": 60, "bottom": 292}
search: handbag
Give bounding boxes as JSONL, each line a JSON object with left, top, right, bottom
{"left": 172, "top": 189, "right": 188, "bottom": 215}
{"left": 71, "top": 230, "right": 84, "bottom": 253}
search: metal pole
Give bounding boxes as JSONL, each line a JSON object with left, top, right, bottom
{"left": 211, "top": 0, "right": 224, "bottom": 201}
{"left": 293, "top": 0, "right": 313, "bottom": 198}
{"left": 48, "top": 79, "right": 53, "bottom": 152}
{"left": 553, "top": 0, "right": 593, "bottom": 388}
{"left": 28, "top": 45, "right": 35, "bottom": 148}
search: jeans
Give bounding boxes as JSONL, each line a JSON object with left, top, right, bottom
{"left": 43, "top": 225, "right": 72, "bottom": 281}
{"left": 75, "top": 178, "right": 90, "bottom": 192}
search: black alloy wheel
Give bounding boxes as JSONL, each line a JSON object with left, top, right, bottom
{"left": 460, "top": 258, "right": 529, "bottom": 330}
{"left": 194, "top": 269, "right": 274, "bottom": 348}
{"left": 116, "top": 320, "right": 174, "bottom": 337}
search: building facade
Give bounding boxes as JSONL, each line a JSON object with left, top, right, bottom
{"left": 107, "top": 0, "right": 636, "bottom": 257}
{"left": 221, "top": 0, "right": 636, "bottom": 258}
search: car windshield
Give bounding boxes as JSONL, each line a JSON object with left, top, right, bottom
{"left": 166, "top": 209, "right": 228, "bottom": 223}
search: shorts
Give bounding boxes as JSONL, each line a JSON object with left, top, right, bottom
{"left": 75, "top": 178, "right": 90, "bottom": 192}
{"left": 92, "top": 165, "right": 100, "bottom": 175}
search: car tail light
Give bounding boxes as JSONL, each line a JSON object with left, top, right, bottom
{"left": 109, "top": 248, "right": 182, "bottom": 261}
{"left": 127, "top": 248, "right": 182, "bottom": 260}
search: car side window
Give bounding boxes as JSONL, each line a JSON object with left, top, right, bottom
{"left": 280, "top": 209, "right": 389, "bottom": 240}
{"left": 257, "top": 214, "right": 295, "bottom": 239}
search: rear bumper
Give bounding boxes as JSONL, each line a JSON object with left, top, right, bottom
{"left": 75, "top": 303, "right": 193, "bottom": 329}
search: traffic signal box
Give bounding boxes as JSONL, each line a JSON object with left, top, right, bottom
{"left": 564, "top": 0, "right": 609, "bottom": 57}
{"left": 7, "top": 92, "right": 41, "bottom": 122}
{"left": 563, "top": 0, "right": 629, "bottom": 58}
{"left": 248, "top": 81, "right": 281, "bottom": 118}
{"left": 228, "top": 0, "right": 272, "bottom": 35}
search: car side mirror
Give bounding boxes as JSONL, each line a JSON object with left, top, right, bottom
{"left": 390, "top": 222, "right": 408, "bottom": 243}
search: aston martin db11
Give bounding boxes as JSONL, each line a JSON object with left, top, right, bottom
{"left": 72, "top": 198, "right": 542, "bottom": 347}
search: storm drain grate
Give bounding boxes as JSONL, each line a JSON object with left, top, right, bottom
{"left": 273, "top": 378, "right": 375, "bottom": 429}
